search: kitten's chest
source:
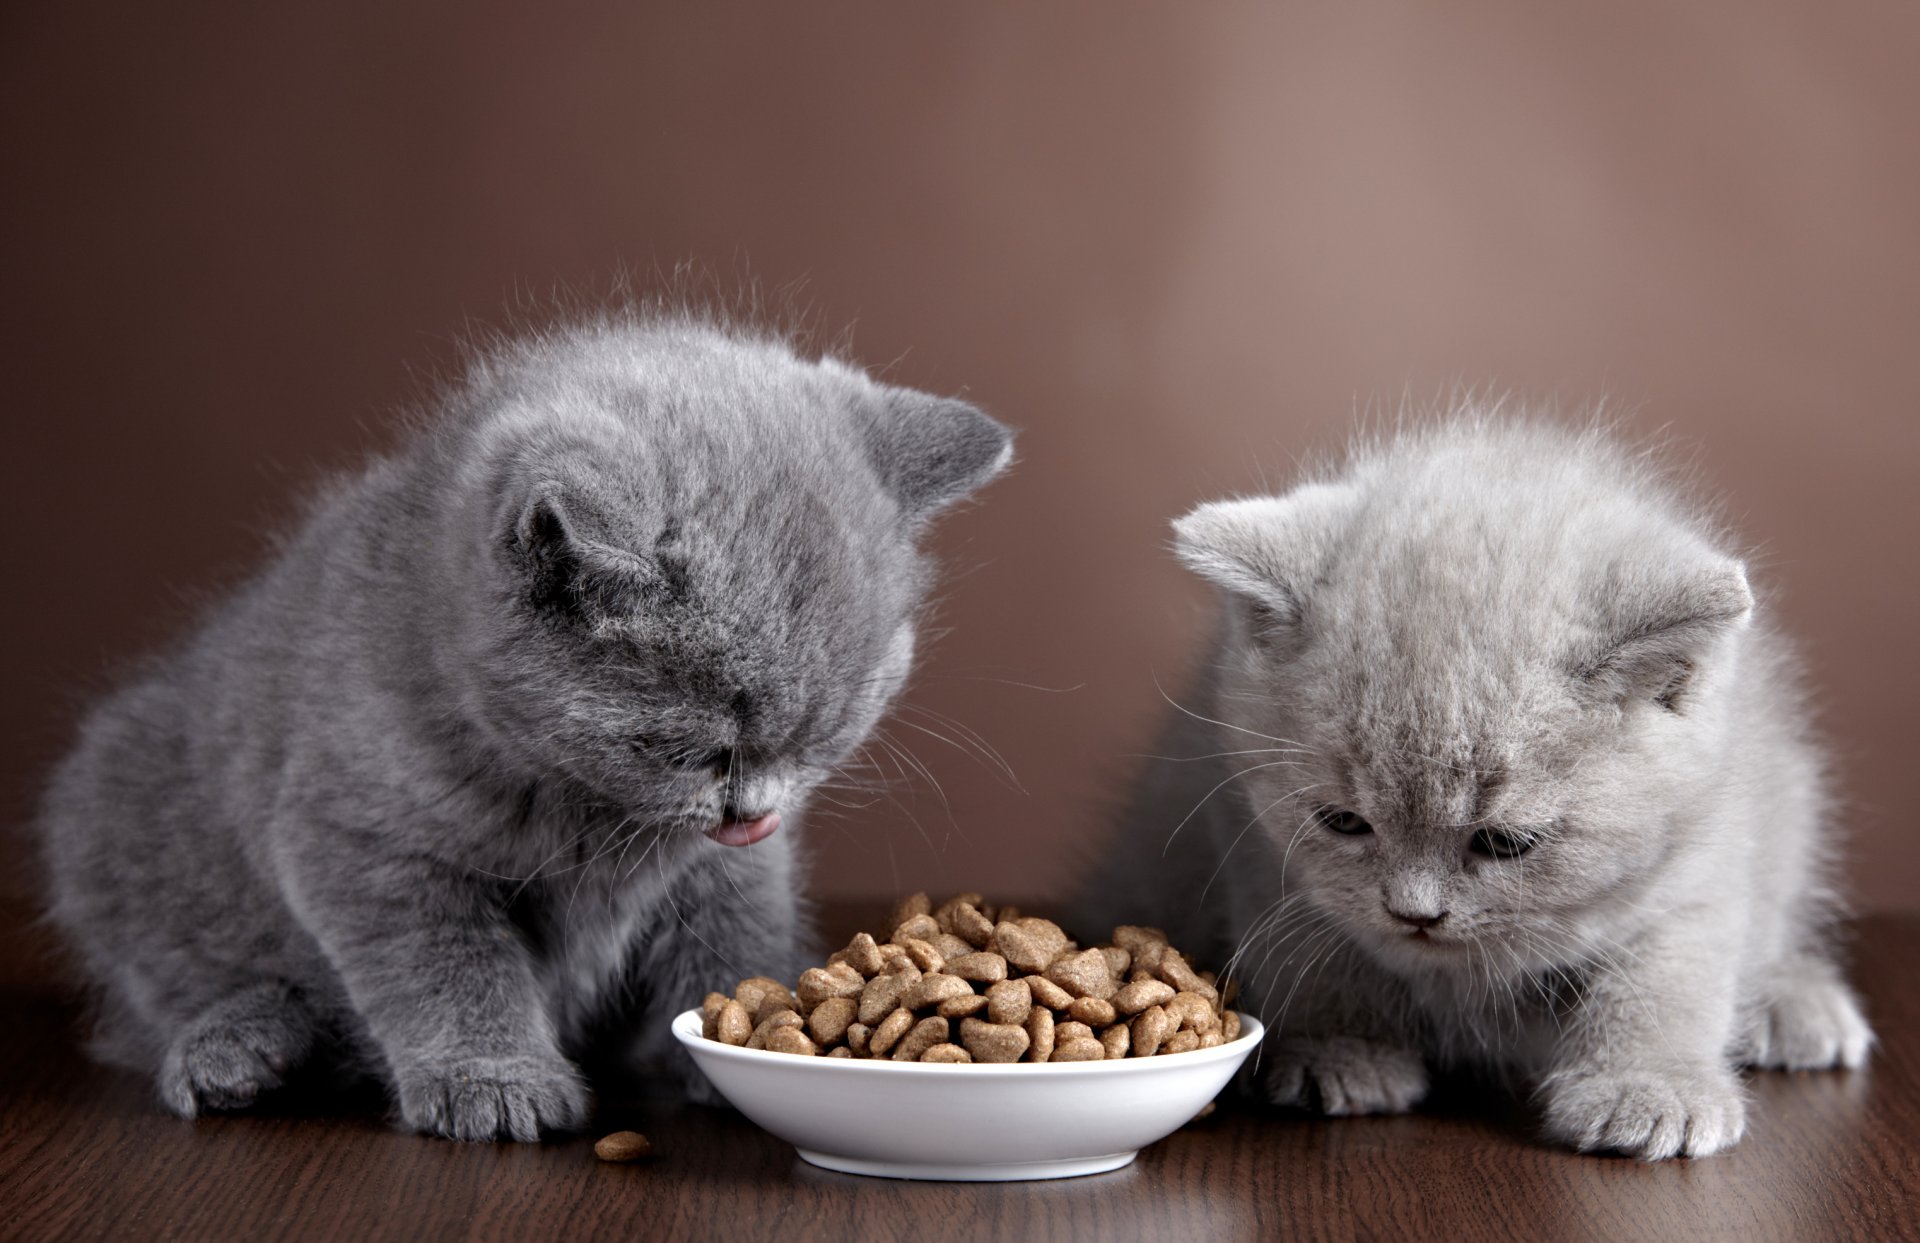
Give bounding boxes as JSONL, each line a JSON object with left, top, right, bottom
{"left": 512, "top": 835, "right": 685, "bottom": 1028}
{"left": 1411, "top": 968, "right": 1573, "bottom": 1072}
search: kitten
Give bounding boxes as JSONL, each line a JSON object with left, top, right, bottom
{"left": 1088, "top": 412, "right": 1870, "bottom": 1159}
{"left": 38, "top": 308, "right": 1012, "bottom": 1140}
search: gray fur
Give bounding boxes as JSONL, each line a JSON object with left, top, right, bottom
{"left": 38, "top": 310, "right": 1012, "bottom": 1140}
{"left": 1088, "top": 410, "right": 1869, "bottom": 1160}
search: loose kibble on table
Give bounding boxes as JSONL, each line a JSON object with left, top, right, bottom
{"left": 594, "top": 1131, "right": 654, "bottom": 1163}
{"left": 703, "top": 894, "right": 1239, "bottom": 1062}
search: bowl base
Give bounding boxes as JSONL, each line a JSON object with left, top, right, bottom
{"left": 796, "top": 1148, "right": 1138, "bottom": 1182}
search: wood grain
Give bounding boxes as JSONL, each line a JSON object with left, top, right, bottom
{"left": 3, "top": 911, "right": 1915, "bottom": 1242}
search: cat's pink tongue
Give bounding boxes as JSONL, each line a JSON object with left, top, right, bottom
{"left": 707, "top": 813, "right": 781, "bottom": 848}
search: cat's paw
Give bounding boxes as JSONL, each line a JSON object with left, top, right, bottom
{"left": 1263, "top": 1036, "right": 1428, "bottom": 1116}
{"left": 1740, "top": 975, "right": 1873, "bottom": 1071}
{"left": 1540, "top": 1065, "right": 1746, "bottom": 1160}
{"left": 395, "top": 1054, "right": 591, "bottom": 1142}
{"left": 157, "top": 996, "right": 315, "bottom": 1118}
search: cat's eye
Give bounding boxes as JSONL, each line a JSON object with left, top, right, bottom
{"left": 1470, "top": 827, "right": 1537, "bottom": 859}
{"left": 1315, "top": 806, "right": 1373, "bottom": 836}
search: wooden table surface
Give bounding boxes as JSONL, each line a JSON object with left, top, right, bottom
{"left": 3, "top": 906, "right": 1916, "bottom": 1242}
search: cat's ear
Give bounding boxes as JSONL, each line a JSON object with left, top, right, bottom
{"left": 1172, "top": 484, "right": 1359, "bottom": 645}
{"left": 1578, "top": 553, "right": 1754, "bottom": 711}
{"left": 506, "top": 488, "right": 659, "bottom": 617}
{"left": 859, "top": 390, "right": 1014, "bottom": 521}
{"left": 507, "top": 490, "right": 590, "bottom": 616}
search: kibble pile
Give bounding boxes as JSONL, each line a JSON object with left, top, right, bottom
{"left": 700, "top": 892, "right": 1241, "bottom": 1063}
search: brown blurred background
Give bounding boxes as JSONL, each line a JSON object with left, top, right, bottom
{"left": 3, "top": 1, "right": 1915, "bottom": 918}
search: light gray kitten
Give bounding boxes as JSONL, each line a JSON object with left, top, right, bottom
{"left": 1088, "top": 413, "right": 1870, "bottom": 1160}
{"left": 38, "top": 309, "right": 1012, "bottom": 1140}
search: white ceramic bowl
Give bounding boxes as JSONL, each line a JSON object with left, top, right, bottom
{"left": 671, "top": 1007, "right": 1263, "bottom": 1181}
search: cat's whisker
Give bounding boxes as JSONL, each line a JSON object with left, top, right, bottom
{"left": 1276, "top": 802, "right": 1329, "bottom": 900}
{"left": 889, "top": 703, "right": 1024, "bottom": 792}
{"left": 1127, "top": 747, "right": 1316, "bottom": 764}
{"left": 1241, "top": 905, "right": 1341, "bottom": 1001}
{"left": 1160, "top": 759, "right": 1306, "bottom": 857}
{"left": 565, "top": 813, "right": 647, "bottom": 920}
{"left": 1149, "top": 673, "right": 1320, "bottom": 750}
{"left": 872, "top": 727, "right": 955, "bottom": 822}
{"left": 1219, "top": 893, "right": 1321, "bottom": 982}
{"left": 602, "top": 817, "right": 651, "bottom": 903}
{"left": 1199, "top": 782, "right": 1328, "bottom": 908}
{"left": 471, "top": 815, "right": 604, "bottom": 895}
{"left": 1262, "top": 921, "right": 1347, "bottom": 1035}
{"left": 920, "top": 671, "right": 1086, "bottom": 695}
{"left": 651, "top": 848, "right": 741, "bottom": 982}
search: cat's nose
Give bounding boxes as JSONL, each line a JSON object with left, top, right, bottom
{"left": 1386, "top": 906, "right": 1447, "bottom": 930}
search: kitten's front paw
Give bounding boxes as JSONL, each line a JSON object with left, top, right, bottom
{"left": 157, "top": 996, "right": 315, "bottom": 1118}
{"left": 396, "top": 1054, "right": 590, "bottom": 1142}
{"left": 1263, "top": 1036, "right": 1428, "bottom": 1116}
{"left": 1741, "top": 975, "right": 1874, "bottom": 1071}
{"left": 1540, "top": 1065, "right": 1746, "bottom": 1160}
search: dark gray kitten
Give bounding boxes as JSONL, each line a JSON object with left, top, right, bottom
{"left": 38, "top": 310, "right": 1012, "bottom": 1140}
{"left": 1087, "top": 414, "right": 1869, "bottom": 1160}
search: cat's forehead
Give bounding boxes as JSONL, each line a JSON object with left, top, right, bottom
{"left": 1295, "top": 629, "right": 1586, "bottom": 827}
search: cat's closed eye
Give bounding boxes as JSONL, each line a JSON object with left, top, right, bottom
{"left": 1469, "top": 827, "right": 1537, "bottom": 859}
{"left": 1314, "top": 806, "right": 1373, "bottom": 836}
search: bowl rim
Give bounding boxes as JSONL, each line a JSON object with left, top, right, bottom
{"left": 671, "top": 1006, "right": 1263, "bottom": 1076}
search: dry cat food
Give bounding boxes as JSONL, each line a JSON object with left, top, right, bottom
{"left": 593, "top": 1130, "right": 654, "bottom": 1162}
{"left": 700, "top": 893, "right": 1241, "bottom": 1063}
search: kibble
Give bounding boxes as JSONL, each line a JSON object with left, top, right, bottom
{"left": 842, "top": 932, "right": 886, "bottom": 976}
{"left": 985, "top": 978, "right": 1032, "bottom": 1026}
{"left": 892, "top": 913, "right": 941, "bottom": 944}
{"left": 946, "top": 951, "right": 1009, "bottom": 983}
{"left": 1026, "top": 974, "right": 1074, "bottom": 1011}
{"left": 902, "top": 972, "right": 973, "bottom": 1010}
{"left": 746, "top": 1008, "right": 803, "bottom": 1050}
{"left": 937, "top": 992, "right": 990, "bottom": 1019}
{"left": 960, "top": 1016, "right": 1031, "bottom": 1063}
{"left": 766, "top": 1026, "right": 817, "bottom": 1056}
{"left": 869, "top": 1007, "right": 914, "bottom": 1056}
{"left": 887, "top": 891, "right": 932, "bottom": 929}
{"left": 892, "top": 1015, "right": 949, "bottom": 1062}
{"left": 1113, "top": 978, "right": 1175, "bottom": 1016}
{"left": 703, "top": 893, "right": 1241, "bottom": 1064}
{"left": 1132, "top": 1005, "right": 1174, "bottom": 1057}
{"left": 1046, "top": 949, "right": 1116, "bottom": 1001}
{"left": 713, "top": 999, "right": 751, "bottom": 1046}
{"left": 1051, "top": 1037, "right": 1106, "bottom": 1062}
{"left": 1025, "top": 1006, "right": 1056, "bottom": 1063}
{"left": 932, "top": 933, "right": 976, "bottom": 961}
{"left": 734, "top": 977, "right": 788, "bottom": 1016}
{"left": 808, "top": 995, "right": 858, "bottom": 1045}
{"left": 701, "top": 991, "right": 729, "bottom": 1037}
{"left": 901, "top": 938, "right": 945, "bottom": 973}
{"left": 594, "top": 1131, "right": 654, "bottom": 1163}
{"left": 1068, "top": 996, "right": 1117, "bottom": 1026}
